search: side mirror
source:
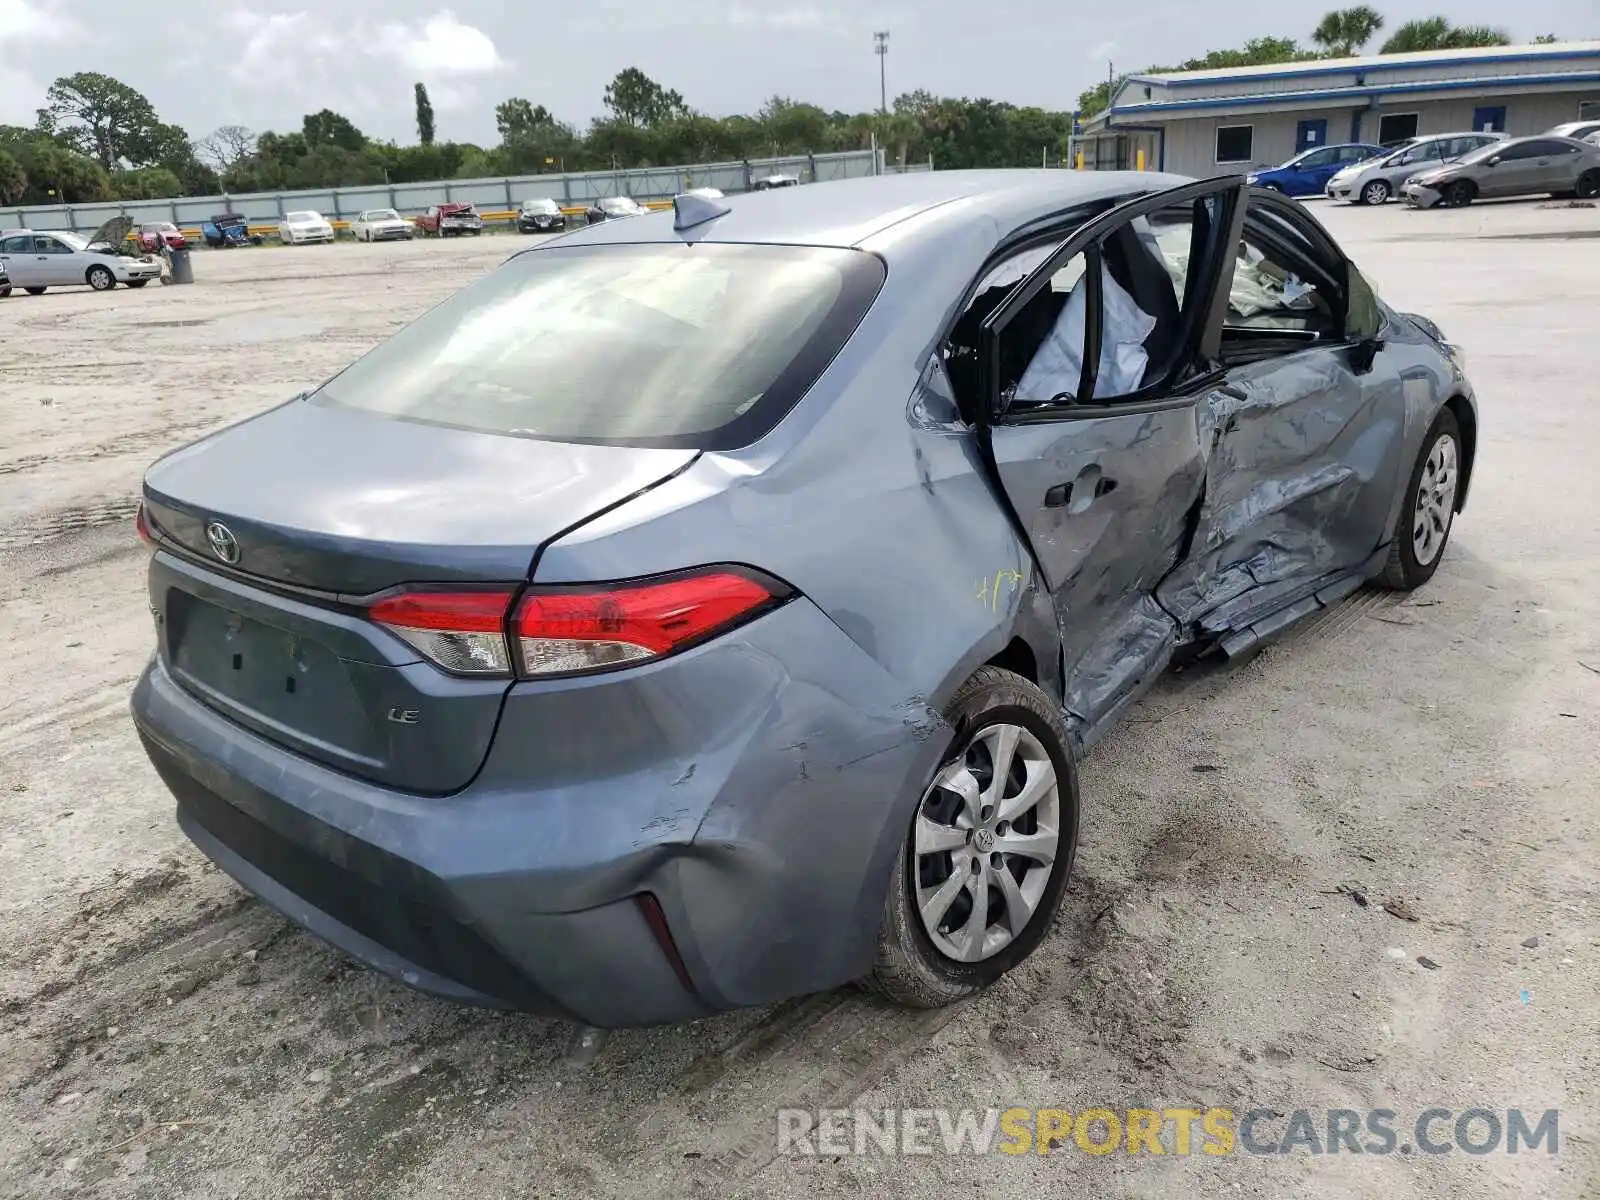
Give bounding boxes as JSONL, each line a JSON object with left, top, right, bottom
{"left": 1345, "top": 262, "right": 1384, "bottom": 374}
{"left": 1487, "top": 156, "right": 1502, "bottom": 167}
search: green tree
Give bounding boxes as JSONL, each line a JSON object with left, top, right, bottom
{"left": 1312, "top": 6, "right": 1385, "bottom": 56}
{"left": 494, "top": 99, "right": 579, "bottom": 173}
{"left": 302, "top": 109, "right": 367, "bottom": 152}
{"left": 111, "top": 166, "right": 182, "bottom": 200}
{"left": 755, "top": 97, "right": 831, "bottom": 155}
{"left": 1380, "top": 17, "right": 1511, "bottom": 52}
{"left": 44, "top": 72, "right": 161, "bottom": 169}
{"left": 0, "top": 148, "right": 26, "bottom": 203}
{"left": 415, "top": 83, "right": 436, "bottom": 146}
{"left": 603, "top": 67, "right": 688, "bottom": 128}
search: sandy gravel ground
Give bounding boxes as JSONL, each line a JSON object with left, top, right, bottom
{"left": 1, "top": 200, "right": 1596, "bottom": 1200}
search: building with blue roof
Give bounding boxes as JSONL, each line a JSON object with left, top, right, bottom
{"left": 1075, "top": 40, "right": 1600, "bottom": 177}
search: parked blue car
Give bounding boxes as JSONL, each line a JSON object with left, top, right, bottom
{"left": 1248, "top": 143, "right": 1387, "bottom": 196}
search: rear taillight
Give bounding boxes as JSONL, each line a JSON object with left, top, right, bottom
{"left": 369, "top": 590, "right": 515, "bottom": 676}
{"left": 365, "top": 568, "right": 784, "bottom": 679}
{"left": 134, "top": 501, "right": 156, "bottom": 549}
{"left": 513, "top": 570, "right": 779, "bottom": 676}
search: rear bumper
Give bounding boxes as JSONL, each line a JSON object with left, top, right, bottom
{"left": 131, "top": 597, "right": 949, "bottom": 1026}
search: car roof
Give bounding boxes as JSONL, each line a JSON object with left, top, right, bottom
{"left": 552, "top": 169, "right": 1191, "bottom": 254}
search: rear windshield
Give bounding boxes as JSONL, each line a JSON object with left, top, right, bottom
{"left": 311, "top": 242, "right": 885, "bottom": 450}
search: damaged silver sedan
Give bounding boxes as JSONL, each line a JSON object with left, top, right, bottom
{"left": 132, "top": 171, "right": 1476, "bottom": 1027}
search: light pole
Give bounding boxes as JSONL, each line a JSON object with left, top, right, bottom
{"left": 874, "top": 31, "right": 890, "bottom": 114}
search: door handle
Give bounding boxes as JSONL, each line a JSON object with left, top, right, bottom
{"left": 1044, "top": 477, "right": 1117, "bottom": 509}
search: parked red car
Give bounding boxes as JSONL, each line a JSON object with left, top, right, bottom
{"left": 137, "top": 222, "right": 186, "bottom": 252}
{"left": 415, "top": 202, "right": 485, "bottom": 237}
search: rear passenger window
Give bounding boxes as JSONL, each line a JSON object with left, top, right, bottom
{"left": 1001, "top": 199, "right": 1213, "bottom": 407}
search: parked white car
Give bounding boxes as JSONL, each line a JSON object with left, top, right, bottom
{"left": 350, "top": 209, "right": 415, "bottom": 242}
{"left": 0, "top": 228, "right": 162, "bottom": 293}
{"left": 278, "top": 211, "right": 335, "bottom": 245}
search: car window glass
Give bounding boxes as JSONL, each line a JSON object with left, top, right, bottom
{"left": 1, "top": 235, "right": 28, "bottom": 253}
{"left": 943, "top": 241, "right": 1060, "bottom": 415}
{"left": 1339, "top": 146, "right": 1372, "bottom": 162}
{"left": 1299, "top": 149, "right": 1336, "bottom": 167}
{"left": 312, "top": 242, "right": 883, "bottom": 451}
{"left": 33, "top": 236, "right": 69, "bottom": 254}
{"left": 1226, "top": 232, "right": 1336, "bottom": 340}
{"left": 1001, "top": 198, "right": 1212, "bottom": 408}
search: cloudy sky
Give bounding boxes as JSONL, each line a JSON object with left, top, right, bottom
{"left": 1, "top": 0, "right": 1593, "bottom": 146}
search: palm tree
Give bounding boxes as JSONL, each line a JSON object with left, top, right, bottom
{"left": 1381, "top": 16, "right": 1511, "bottom": 53}
{"left": 1312, "top": 7, "right": 1386, "bottom": 57}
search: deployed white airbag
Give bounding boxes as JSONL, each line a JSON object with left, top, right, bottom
{"left": 1016, "top": 264, "right": 1156, "bottom": 402}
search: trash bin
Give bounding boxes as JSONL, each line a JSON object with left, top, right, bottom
{"left": 168, "top": 247, "right": 194, "bottom": 285}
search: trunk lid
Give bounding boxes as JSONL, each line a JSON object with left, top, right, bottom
{"left": 143, "top": 398, "right": 696, "bottom": 793}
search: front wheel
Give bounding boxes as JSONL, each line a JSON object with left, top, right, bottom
{"left": 1361, "top": 179, "right": 1391, "bottom": 205}
{"left": 862, "top": 666, "right": 1079, "bottom": 1008}
{"left": 1379, "top": 408, "right": 1462, "bottom": 591}
{"left": 125, "top": 279, "right": 149, "bottom": 288}
{"left": 86, "top": 265, "right": 116, "bottom": 291}
{"left": 1576, "top": 170, "right": 1600, "bottom": 200}
{"left": 24, "top": 286, "right": 46, "bottom": 295}
{"left": 0, "top": 286, "right": 10, "bottom": 298}
{"left": 1444, "top": 181, "right": 1475, "bottom": 208}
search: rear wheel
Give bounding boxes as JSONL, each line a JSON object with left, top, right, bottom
{"left": 1444, "top": 180, "right": 1476, "bottom": 208}
{"left": 863, "top": 666, "right": 1079, "bottom": 1008}
{"left": 86, "top": 265, "right": 115, "bottom": 291}
{"left": 1577, "top": 170, "right": 1600, "bottom": 200}
{"left": 125, "top": 279, "right": 149, "bottom": 289}
{"left": 1361, "top": 179, "right": 1391, "bottom": 205}
{"left": 1379, "top": 408, "right": 1462, "bottom": 591}
{"left": 0, "top": 286, "right": 10, "bottom": 298}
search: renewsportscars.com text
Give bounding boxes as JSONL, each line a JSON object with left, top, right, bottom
{"left": 777, "top": 1107, "right": 1560, "bottom": 1157}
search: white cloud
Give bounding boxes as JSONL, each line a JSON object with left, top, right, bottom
{"left": 0, "top": 0, "right": 81, "bottom": 40}
{"left": 216, "top": 7, "right": 505, "bottom": 124}
{"left": 0, "top": 0, "right": 85, "bottom": 124}
{"left": 376, "top": 11, "right": 503, "bottom": 75}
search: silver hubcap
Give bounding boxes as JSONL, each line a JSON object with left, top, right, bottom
{"left": 913, "top": 722, "right": 1060, "bottom": 963}
{"left": 1365, "top": 181, "right": 1388, "bottom": 203}
{"left": 1412, "top": 433, "right": 1458, "bottom": 566}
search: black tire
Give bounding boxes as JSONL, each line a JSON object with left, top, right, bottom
{"left": 862, "top": 666, "right": 1080, "bottom": 1008}
{"left": 1379, "top": 408, "right": 1463, "bottom": 591}
{"left": 1576, "top": 170, "right": 1600, "bottom": 200}
{"left": 86, "top": 265, "right": 116, "bottom": 291}
{"left": 1444, "top": 180, "right": 1475, "bottom": 208}
{"left": 0, "top": 286, "right": 10, "bottom": 298}
{"left": 24, "top": 286, "right": 45, "bottom": 295}
{"left": 125, "top": 279, "right": 149, "bottom": 289}
{"left": 1361, "top": 179, "right": 1390, "bottom": 206}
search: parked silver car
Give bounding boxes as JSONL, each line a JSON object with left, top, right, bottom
{"left": 350, "top": 209, "right": 415, "bottom": 242}
{"left": 131, "top": 171, "right": 1478, "bottom": 1027}
{"left": 1546, "top": 120, "right": 1600, "bottom": 143}
{"left": 1402, "top": 135, "right": 1600, "bottom": 207}
{"left": 0, "top": 222, "right": 162, "bottom": 294}
{"left": 1326, "top": 132, "right": 1505, "bottom": 205}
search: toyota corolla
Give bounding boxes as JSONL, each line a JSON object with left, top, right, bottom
{"left": 131, "top": 172, "right": 1478, "bottom": 1028}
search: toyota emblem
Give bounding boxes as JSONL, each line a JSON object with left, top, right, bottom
{"left": 204, "top": 521, "right": 240, "bottom": 564}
